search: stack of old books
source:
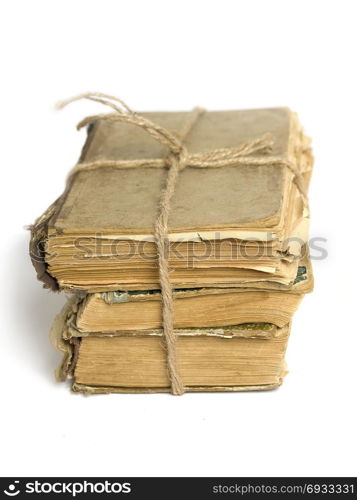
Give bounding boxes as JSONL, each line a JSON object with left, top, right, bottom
{"left": 30, "top": 95, "right": 313, "bottom": 395}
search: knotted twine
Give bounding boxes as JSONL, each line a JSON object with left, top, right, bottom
{"left": 57, "top": 92, "right": 308, "bottom": 395}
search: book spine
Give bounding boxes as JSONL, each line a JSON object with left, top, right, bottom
{"left": 29, "top": 122, "right": 98, "bottom": 290}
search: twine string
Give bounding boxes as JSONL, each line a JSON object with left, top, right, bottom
{"left": 57, "top": 92, "right": 308, "bottom": 395}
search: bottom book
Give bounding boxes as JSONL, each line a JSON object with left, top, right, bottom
{"left": 51, "top": 297, "right": 291, "bottom": 394}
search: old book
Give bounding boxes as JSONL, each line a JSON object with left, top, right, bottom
{"left": 75, "top": 257, "right": 312, "bottom": 332}
{"left": 31, "top": 107, "right": 312, "bottom": 293}
{"left": 33, "top": 97, "right": 313, "bottom": 395}
{"left": 51, "top": 298, "right": 290, "bottom": 393}
{"left": 73, "top": 331, "right": 290, "bottom": 393}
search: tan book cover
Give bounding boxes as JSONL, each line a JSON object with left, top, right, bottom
{"left": 30, "top": 107, "right": 312, "bottom": 292}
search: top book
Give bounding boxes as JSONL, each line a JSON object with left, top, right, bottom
{"left": 30, "top": 106, "right": 312, "bottom": 292}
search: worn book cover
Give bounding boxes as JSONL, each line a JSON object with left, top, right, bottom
{"left": 30, "top": 107, "right": 312, "bottom": 292}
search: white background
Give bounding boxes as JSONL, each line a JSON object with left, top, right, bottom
{"left": 1, "top": 0, "right": 356, "bottom": 477}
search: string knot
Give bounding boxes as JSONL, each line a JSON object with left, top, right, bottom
{"left": 176, "top": 146, "right": 189, "bottom": 170}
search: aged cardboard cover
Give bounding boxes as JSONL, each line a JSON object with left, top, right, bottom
{"left": 30, "top": 107, "right": 312, "bottom": 292}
